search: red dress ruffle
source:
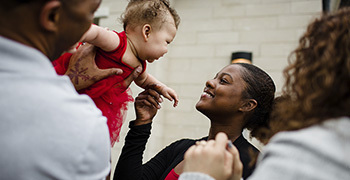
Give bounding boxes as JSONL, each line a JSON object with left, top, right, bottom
{"left": 53, "top": 31, "right": 145, "bottom": 146}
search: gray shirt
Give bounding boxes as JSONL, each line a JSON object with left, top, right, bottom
{"left": 179, "top": 117, "right": 350, "bottom": 180}
{"left": 0, "top": 36, "right": 111, "bottom": 180}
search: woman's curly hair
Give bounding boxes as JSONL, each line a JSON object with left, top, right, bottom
{"left": 268, "top": 7, "right": 350, "bottom": 139}
{"left": 121, "top": 0, "right": 180, "bottom": 31}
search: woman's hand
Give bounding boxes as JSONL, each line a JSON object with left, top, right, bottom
{"left": 134, "top": 84, "right": 164, "bottom": 126}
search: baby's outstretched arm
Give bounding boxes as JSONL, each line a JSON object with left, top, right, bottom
{"left": 79, "top": 24, "right": 120, "bottom": 52}
{"left": 135, "top": 72, "right": 179, "bottom": 107}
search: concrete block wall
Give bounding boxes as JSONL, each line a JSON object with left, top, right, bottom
{"left": 96, "top": 0, "right": 322, "bottom": 177}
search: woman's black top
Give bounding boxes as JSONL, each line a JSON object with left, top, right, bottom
{"left": 114, "top": 121, "right": 259, "bottom": 180}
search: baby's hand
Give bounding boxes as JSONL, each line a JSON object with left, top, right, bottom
{"left": 157, "top": 84, "right": 179, "bottom": 107}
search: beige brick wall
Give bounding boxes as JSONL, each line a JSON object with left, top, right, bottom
{"left": 96, "top": 0, "right": 322, "bottom": 177}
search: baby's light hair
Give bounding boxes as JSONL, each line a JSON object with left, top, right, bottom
{"left": 121, "top": 0, "right": 180, "bottom": 31}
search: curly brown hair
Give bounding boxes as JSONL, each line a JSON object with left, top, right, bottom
{"left": 268, "top": 7, "right": 350, "bottom": 139}
{"left": 121, "top": 0, "right": 180, "bottom": 31}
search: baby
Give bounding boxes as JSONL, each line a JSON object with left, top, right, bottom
{"left": 53, "top": 0, "right": 180, "bottom": 146}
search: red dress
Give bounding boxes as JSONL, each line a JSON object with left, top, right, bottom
{"left": 53, "top": 31, "right": 146, "bottom": 146}
{"left": 164, "top": 169, "right": 179, "bottom": 180}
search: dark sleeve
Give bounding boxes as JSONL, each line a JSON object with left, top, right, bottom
{"left": 235, "top": 137, "right": 260, "bottom": 180}
{"left": 114, "top": 121, "right": 187, "bottom": 180}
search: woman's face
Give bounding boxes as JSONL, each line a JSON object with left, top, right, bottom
{"left": 196, "top": 64, "right": 247, "bottom": 117}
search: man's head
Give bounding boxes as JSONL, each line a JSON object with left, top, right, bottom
{"left": 0, "top": 0, "right": 101, "bottom": 60}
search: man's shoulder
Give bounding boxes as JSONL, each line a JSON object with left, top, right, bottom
{"left": 0, "top": 74, "right": 110, "bottom": 179}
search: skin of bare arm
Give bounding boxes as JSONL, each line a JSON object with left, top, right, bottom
{"left": 80, "top": 24, "right": 120, "bottom": 52}
{"left": 135, "top": 71, "right": 178, "bottom": 107}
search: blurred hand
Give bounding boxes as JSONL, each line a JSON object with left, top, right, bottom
{"left": 65, "top": 43, "right": 123, "bottom": 90}
{"left": 182, "top": 132, "right": 243, "bottom": 180}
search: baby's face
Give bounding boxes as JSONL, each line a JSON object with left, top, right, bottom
{"left": 138, "top": 14, "right": 177, "bottom": 63}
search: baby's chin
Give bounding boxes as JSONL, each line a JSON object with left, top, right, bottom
{"left": 146, "top": 59, "right": 157, "bottom": 63}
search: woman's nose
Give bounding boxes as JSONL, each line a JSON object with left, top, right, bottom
{"left": 206, "top": 79, "right": 215, "bottom": 89}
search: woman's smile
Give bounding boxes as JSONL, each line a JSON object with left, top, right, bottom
{"left": 201, "top": 88, "right": 215, "bottom": 99}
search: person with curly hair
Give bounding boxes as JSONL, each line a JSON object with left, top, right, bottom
{"left": 179, "top": 7, "right": 350, "bottom": 180}
{"left": 53, "top": 0, "right": 181, "bottom": 146}
{"left": 114, "top": 63, "right": 276, "bottom": 180}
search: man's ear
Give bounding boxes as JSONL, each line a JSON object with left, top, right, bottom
{"left": 239, "top": 99, "right": 257, "bottom": 112}
{"left": 40, "top": 1, "right": 61, "bottom": 32}
{"left": 142, "top": 24, "right": 152, "bottom": 41}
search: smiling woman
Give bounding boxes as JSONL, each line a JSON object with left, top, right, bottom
{"left": 114, "top": 63, "right": 276, "bottom": 180}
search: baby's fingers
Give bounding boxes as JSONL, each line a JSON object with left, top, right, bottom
{"left": 162, "top": 92, "right": 173, "bottom": 103}
{"left": 164, "top": 89, "right": 179, "bottom": 107}
{"left": 172, "top": 95, "right": 179, "bottom": 107}
{"left": 163, "top": 92, "right": 179, "bottom": 107}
